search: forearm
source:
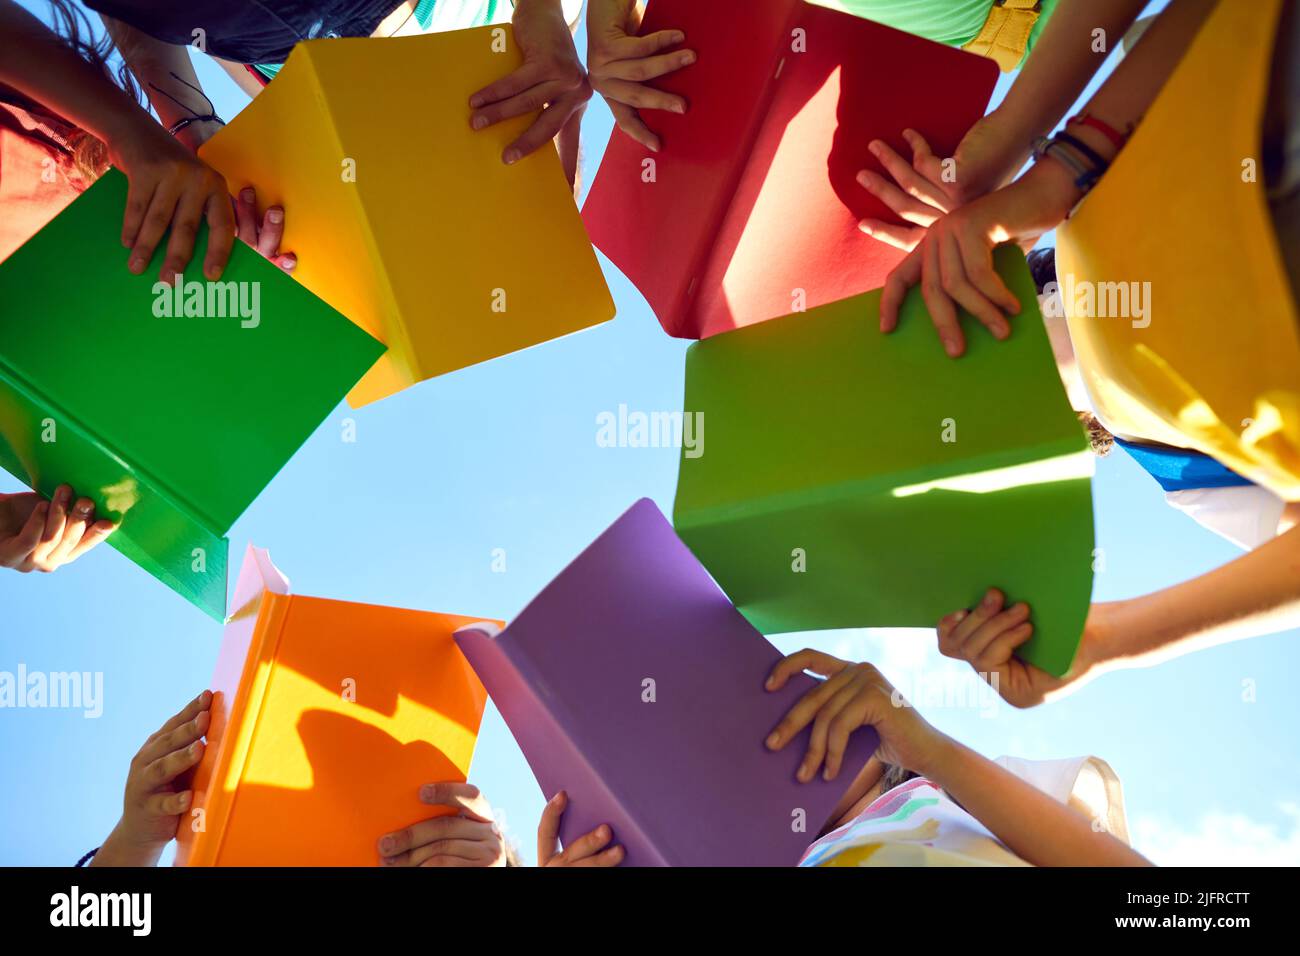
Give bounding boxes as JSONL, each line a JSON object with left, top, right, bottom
{"left": 926, "top": 739, "right": 1151, "bottom": 866}
{"left": 0, "top": 2, "right": 151, "bottom": 147}
{"left": 1097, "top": 525, "right": 1300, "bottom": 668}
{"left": 87, "top": 822, "right": 164, "bottom": 867}
{"left": 99, "top": 15, "right": 221, "bottom": 149}
{"left": 990, "top": 0, "right": 1148, "bottom": 156}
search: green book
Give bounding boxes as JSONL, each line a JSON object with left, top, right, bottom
{"left": 0, "top": 169, "right": 385, "bottom": 620}
{"left": 672, "top": 246, "right": 1094, "bottom": 677}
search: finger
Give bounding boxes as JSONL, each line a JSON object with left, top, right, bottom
{"left": 31, "top": 485, "right": 70, "bottom": 566}
{"left": 537, "top": 791, "right": 566, "bottom": 865}
{"left": 121, "top": 175, "right": 159, "bottom": 253}
{"left": 596, "top": 76, "right": 687, "bottom": 113}
{"left": 938, "top": 231, "right": 1010, "bottom": 341}
{"left": 272, "top": 253, "right": 297, "bottom": 273}
{"left": 602, "top": 29, "right": 686, "bottom": 61}
{"left": 610, "top": 101, "right": 661, "bottom": 152}
{"left": 256, "top": 207, "right": 285, "bottom": 259}
{"left": 152, "top": 689, "right": 214, "bottom": 739}
{"left": 958, "top": 231, "right": 1021, "bottom": 315}
{"left": 976, "top": 621, "right": 1035, "bottom": 672}
{"left": 765, "top": 648, "right": 848, "bottom": 692}
{"left": 964, "top": 602, "right": 1032, "bottom": 663}
{"left": 596, "top": 47, "right": 696, "bottom": 86}
{"left": 472, "top": 78, "right": 572, "bottom": 129}
{"left": 384, "top": 832, "right": 497, "bottom": 867}
{"left": 951, "top": 588, "right": 1007, "bottom": 648}
{"left": 921, "top": 237, "right": 965, "bottom": 357}
{"left": 469, "top": 62, "right": 544, "bottom": 110}
{"left": 504, "top": 91, "right": 585, "bottom": 164}
{"left": 569, "top": 844, "right": 625, "bottom": 867}
{"left": 557, "top": 102, "right": 585, "bottom": 189}
{"left": 767, "top": 667, "right": 853, "bottom": 752}
{"left": 233, "top": 187, "right": 259, "bottom": 245}
{"left": 141, "top": 739, "right": 204, "bottom": 791}
{"left": 855, "top": 169, "right": 942, "bottom": 226}
{"left": 801, "top": 675, "right": 862, "bottom": 782}
{"left": 66, "top": 519, "right": 117, "bottom": 561}
{"left": 554, "top": 823, "right": 614, "bottom": 865}
{"left": 417, "top": 781, "right": 493, "bottom": 822}
{"left": 379, "top": 815, "right": 492, "bottom": 859}
{"left": 201, "top": 188, "right": 236, "bottom": 281}
{"left": 46, "top": 497, "right": 94, "bottom": 566}
{"left": 880, "top": 248, "right": 923, "bottom": 333}
{"left": 859, "top": 218, "right": 924, "bottom": 252}
{"left": 941, "top": 613, "right": 972, "bottom": 650}
{"left": 141, "top": 790, "right": 192, "bottom": 817}
{"left": 867, "top": 140, "right": 949, "bottom": 212}
{"left": 138, "top": 709, "right": 210, "bottom": 766}
{"left": 125, "top": 179, "right": 180, "bottom": 276}
{"left": 824, "top": 687, "right": 873, "bottom": 781}
{"left": 159, "top": 185, "right": 208, "bottom": 284}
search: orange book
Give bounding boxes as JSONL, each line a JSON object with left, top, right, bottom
{"left": 174, "top": 545, "right": 494, "bottom": 866}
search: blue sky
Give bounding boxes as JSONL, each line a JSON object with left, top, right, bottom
{"left": 2, "top": 1, "right": 1297, "bottom": 867}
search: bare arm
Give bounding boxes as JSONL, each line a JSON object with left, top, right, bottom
{"left": 99, "top": 15, "right": 223, "bottom": 151}
{"left": 926, "top": 739, "right": 1151, "bottom": 866}
{"left": 1094, "top": 524, "right": 1300, "bottom": 669}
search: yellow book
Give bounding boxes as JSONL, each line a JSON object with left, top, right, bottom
{"left": 1057, "top": 0, "right": 1300, "bottom": 500}
{"left": 200, "top": 27, "right": 615, "bottom": 408}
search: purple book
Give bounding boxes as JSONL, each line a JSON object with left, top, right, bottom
{"left": 454, "top": 498, "right": 879, "bottom": 866}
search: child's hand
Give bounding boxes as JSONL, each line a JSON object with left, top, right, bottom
{"left": 856, "top": 114, "right": 1028, "bottom": 252}
{"left": 469, "top": 0, "right": 591, "bottom": 173}
{"left": 764, "top": 651, "right": 950, "bottom": 782}
{"left": 232, "top": 186, "right": 296, "bottom": 273}
{"left": 378, "top": 782, "right": 508, "bottom": 867}
{"left": 878, "top": 158, "right": 1081, "bottom": 357}
{"left": 586, "top": 0, "right": 695, "bottom": 153}
{"left": 537, "top": 790, "right": 624, "bottom": 867}
{"left": 0, "top": 487, "right": 116, "bottom": 573}
{"left": 107, "top": 117, "right": 236, "bottom": 284}
{"left": 937, "top": 588, "right": 1099, "bottom": 709}
{"left": 92, "top": 690, "right": 211, "bottom": 867}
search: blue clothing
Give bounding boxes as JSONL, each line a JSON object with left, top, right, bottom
{"left": 1116, "top": 439, "right": 1254, "bottom": 493}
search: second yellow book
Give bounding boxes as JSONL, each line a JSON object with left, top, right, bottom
{"left": 200, "top": 27, "right": 615, "bottom": 408}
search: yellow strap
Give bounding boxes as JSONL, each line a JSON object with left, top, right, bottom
{"left": 962, "top": 0, "right": 1041, "bottom": 72}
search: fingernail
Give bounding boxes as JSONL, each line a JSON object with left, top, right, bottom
{"left": 672, "top": 102, "right": 687, "bottom": 115}
{"left": 267, "top": 208, "right": 284, "bottom": 224}
{"left": 419, "top": 784, "right": 433, "bottom": 800}
{"left": 281, "top": 255, "right": 296, "bottom": 271}
{"left": 469, "top": 94, "right": 484, "bottom": 109}
{"left": 598, "top": 825, "right": 610, "bottom": 839}
{"left": 954, "top": 609, "right": 968, "bottom": 621}
{"left": 868, "top": 141, "right": 881, "bottom": 156}
{"left": 128, "top": 257, "right": 146, "bottom": 274}
{"left": 240, "top": 187, "right": 255, "bottom": 203}
{"left": 503, "top": 148, "right": 521, "bottom": 165}
{"left": 56, "top": 487, "right": 70, "bottom": 505}
{"left": 994, "top": 322, "right": 1010, "bottom": 340}
{"left": 860, "top": 222, "right": 873, "bottom": 235}
{"left": 177, "top": 792, "right": 191, "bottom": 809}
{"left": 36, "top": 502, "right": 48, "bottom": 515}
{"left": 765, "top": 732, "right": 780, "bottom": 749}
{"left": 380, "top": 835, "right": 395, "bottom": 853}
{"left": 823, "top": 766, "right": 834, "bottom": 781}
{"left": 680, "top": 51, "right": 695, "bottom": 66}
{"left": 983, "top": 590, "right": 999, "bottom": 607}
{"left": 764, "top": 675, "right": 776, "bottom": 689}
{"left": 75, "top": 502, "right": 93, "bottom": 516}
{"left": 671, "top": 31, "right": 685, "bottom": 43}
{"left": 797, "top": 764, "right": 811, "bottom": 782}
{"left": 944, "top": 338, "right": 961, "bottom": 357}
{"left": 471, "top": 114, "right": 488, "bottom": 131}
{"left": 189, "top": 741, "right": 202, "bottom": 755}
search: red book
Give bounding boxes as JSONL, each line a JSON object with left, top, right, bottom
{"left": 582, "top": 0, "right": 999, "bottom": 339}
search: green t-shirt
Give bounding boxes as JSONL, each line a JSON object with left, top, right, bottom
{"left": 812, "top": 0, "right": 1059, "bottom": 68}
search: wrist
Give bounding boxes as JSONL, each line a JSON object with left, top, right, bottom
{"left": 909, "top": 738, "right": 972, "bottom": 790}
{"left": 91, "top": 821, "right": 166, "bottom": 868}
